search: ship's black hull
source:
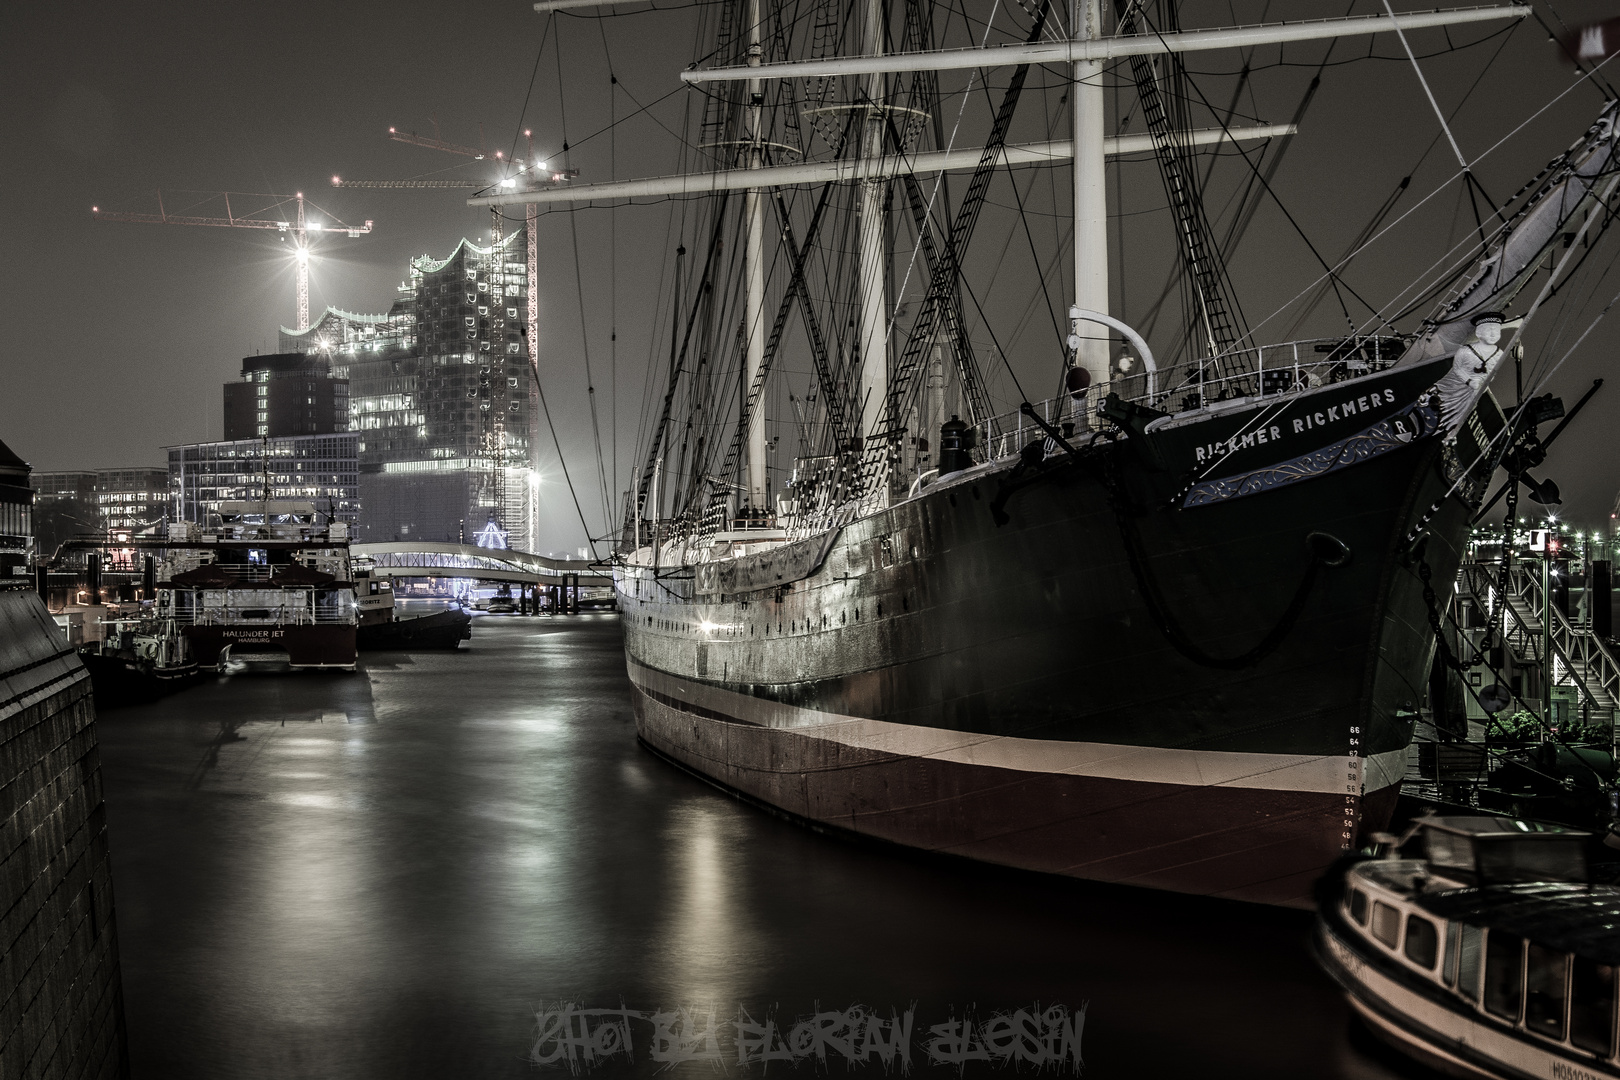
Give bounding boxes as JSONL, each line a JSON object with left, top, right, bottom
{"left": 357, "top": 607, "right": 472, "bottom": 651}
{"left": 616, "top": 360, "right": 1489, "bottom": 906}
{"left": 184, "top": 624, "right": 357, "bottom": 670}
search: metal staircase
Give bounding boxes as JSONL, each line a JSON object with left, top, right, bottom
{"left": 1457, "top": 560, "right": 1620, "bottom": 720}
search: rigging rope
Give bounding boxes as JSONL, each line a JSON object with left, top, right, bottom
{"left": 554, "top": 27, "right": 616, "bottom": 530}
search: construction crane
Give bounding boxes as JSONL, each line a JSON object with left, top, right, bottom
{"left": 331, "top": 178, "right": 483, "bottom": 189}
{"left": 92, "top": 191, "right": 371, "bottom": 333}
{"left": 388, "top": 122, "right": 495, "bottom": 161}
{"left": 92, "top": 190, "right": 372, "bottom": 332}
{"left": 363, "top": 125, "right": 573, "bottom": 355}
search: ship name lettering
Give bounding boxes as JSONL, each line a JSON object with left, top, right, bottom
{"left": 1194, "top": 424, "right": 1289, "bottom": 463}
{"left": 1291, "top": 389, "right": 1398, "bottom": 435}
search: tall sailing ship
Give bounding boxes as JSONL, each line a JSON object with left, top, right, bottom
{"left": 498, "top": 0, "right": 1620, "bottom": 905}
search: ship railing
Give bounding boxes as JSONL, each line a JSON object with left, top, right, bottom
{"left": 173, "top": 605, "right": 355, "bottom": 627}
{"left": 1109, "top": 336, "right": 1407, "bottom": 415}
{"left": 964, "top": 337, "right": 1410, "bottom": 461}
{"left": 216, "top": 564, "right": 277, "bottom": 582}
{"left": 969, "top": 397, "right": 1072, "bottom": 463}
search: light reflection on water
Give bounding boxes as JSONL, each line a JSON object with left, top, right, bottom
{"left": 97, "top": 618, "right": 1413, "bottom": 1080}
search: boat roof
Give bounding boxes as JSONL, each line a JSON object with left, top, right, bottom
{"left": 1416, "top": 883, "right": 1620, "bottom": 964}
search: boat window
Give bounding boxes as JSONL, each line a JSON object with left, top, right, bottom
{"left": 1405, "top": 915, "right": 1439, "bottom": 970}
{"left": 1457, "top": 925, "right": 1482, "bottom": 1001}
{"left": 1425, "top": 829, "right": 1475, "bottom": 874}
{"left": 1571, "top": 958, "right": 1616, "bottom": 1056}
{"left": 1371, "top": 902, "right": 1401, "bottom": 948}
{"left": 1526, "top": 944, "right": 1569, "bottom": 1040}
{"left": 1348, "top": 889, "right": 1368, "bottom": 926}
{"left": 1484, "top": 933, "right": 1525, "bottom": 1021}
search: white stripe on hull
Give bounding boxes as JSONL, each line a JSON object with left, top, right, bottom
{"left": 630, "top": 657, "right": 1403, "bottom": 797}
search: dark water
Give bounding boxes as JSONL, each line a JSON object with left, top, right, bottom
{"left": 96, "top": 616, "right": 1421, "bottom": 1079}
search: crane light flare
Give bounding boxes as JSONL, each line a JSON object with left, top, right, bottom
{"left": 89, "top": 190, "right": 372, "bottom": 331}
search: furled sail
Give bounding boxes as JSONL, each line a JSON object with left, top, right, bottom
{"left": 1398, "top": 102, "right": 1620, "bottom": 369}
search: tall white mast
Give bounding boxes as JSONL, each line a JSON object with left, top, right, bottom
{"left": 744, "top": 0, "right": 768, "bottom": 510}
{"left": 1072, "top": 0, "right": 1109, "bottom": 394}
{"left": 856, "top": 0, "right": 887, "bottom": 446}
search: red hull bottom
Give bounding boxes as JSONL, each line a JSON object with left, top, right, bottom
{"left": 633, "top": 683, "right": 1400, "bottom": 908}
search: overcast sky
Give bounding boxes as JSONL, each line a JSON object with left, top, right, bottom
{"left": 5, "top": 0, "right": 1620, "bottom": 552}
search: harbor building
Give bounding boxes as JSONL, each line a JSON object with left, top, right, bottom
{"left": 33, "top": 466, "right": 169, "bottom": 546}
{"left": 31, "top": 469, "right": 97, "bottom": 504}
{"left": 223, "top": 352, "right": 349, "bottom": 440}
{"left": 278, "top": 230, "right": 538, "bottom": 549}
{"left": 166, "top": 433, "right": 360, "bottom": 528}
{"left": 0, "top": 438, "right": 32, "bottom": 579}
{"left": 94, "top": 466, "right": 169, "bottom": 534}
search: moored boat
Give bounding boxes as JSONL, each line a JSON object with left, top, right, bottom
{"left": 491, "top": 0, "right": 1620, "bottom": 904}
{"left": 1315, "top": 816, "right": 1620, "bottom": 1079}
{"left": 353, "top": 566, "right": 472, "bottom": 650}
{"left": 159, "top": 505, "right": 358, "bottom": 670}
{"left": 77, "top": 616, "right": 204, "bottom": 707}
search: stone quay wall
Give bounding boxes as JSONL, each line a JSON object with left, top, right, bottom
{"left": 0, "top": 590, "right": 127, "bottom": 1080}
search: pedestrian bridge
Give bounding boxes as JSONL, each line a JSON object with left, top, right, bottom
{"left": 350, "top": 542, "right": 612, "bottom": 586}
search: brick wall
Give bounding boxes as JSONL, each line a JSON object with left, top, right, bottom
{"left": 0, "top": 591, "right": 127, "bottom": 1080}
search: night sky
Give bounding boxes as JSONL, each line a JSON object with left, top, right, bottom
{"left": 5, "top": 0, "right": 1620, "bottom": 552}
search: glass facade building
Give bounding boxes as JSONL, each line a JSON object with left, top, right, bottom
{"left": 94, "top": 468, "right": 169, "bottom": 533}
{"left": 33, "top": 467, "right": 168, "bottom": 535}
{"left": 166, "top": 434, "right": 359, "bottom": 528}
{"left": 0, "top": 439, "right": 32, "bottom": 578}
{"left": 277, "top": 230, "right": 536, "bottom": 548}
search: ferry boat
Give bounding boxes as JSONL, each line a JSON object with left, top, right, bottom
{"left": 1315, "top": 816, "right": 1620, "bottom": 1079}
{"left": 153, "top": 502, "right": 358, "bottom": 671}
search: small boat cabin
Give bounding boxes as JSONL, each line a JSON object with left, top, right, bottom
{"left": 1320, "top": 816, "right": 1620, "bottom": 1078}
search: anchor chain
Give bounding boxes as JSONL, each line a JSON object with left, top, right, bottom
{"left": 1098, "top": 444, "right": 1341, "bottom": 671}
